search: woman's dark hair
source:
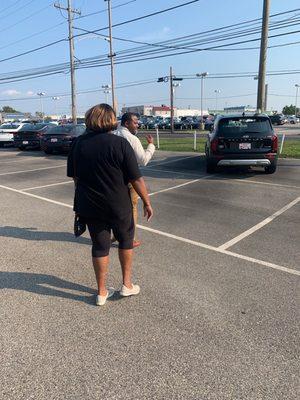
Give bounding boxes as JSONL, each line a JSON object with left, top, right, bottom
{"left": 85, "top": 103, "right": 118, "bottom": 132}
{"left": 121, "top": 112, "right": 137, "bottom": 126}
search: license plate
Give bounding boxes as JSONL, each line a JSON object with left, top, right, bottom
{"left": 51, "top": 138, "right": 58, "bottom": 142}
{"left": 239, "top": 143, "right": 251, "bottom": 150}
{"left": 22, "top": 141, "right": 29, "bottom": 144}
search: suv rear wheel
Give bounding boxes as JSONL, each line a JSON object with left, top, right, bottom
{"left": 206, "top": 159, "right": 217, "bottom": 173}
{"left": 265, "top": 162, "right": 277, "bottom": 174}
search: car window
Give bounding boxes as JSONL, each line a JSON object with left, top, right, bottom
{"left": 217, "top": 118, "right": 272, "bottom": 137}
{"left": 0, "top": 124, "right": 20, "bottom": 129}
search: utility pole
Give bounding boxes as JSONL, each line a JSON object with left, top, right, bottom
{"left": 54, "top": 1, "right": 80, "bottom": 124}
{"left": 104, "top": 0, "right": 117, "bottom": 114}
{"left": 170, "top": 66, "right": 174, "bottom": 133}
{"left": 294, "top": 84, "right": 300, "bottom": 117}
{"left": 37, "top": 92, "right": 46, "bottom": 121}
{"left": 256, "top": 0, "right": 270, "bottom": 112}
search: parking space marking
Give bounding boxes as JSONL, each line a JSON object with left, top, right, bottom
{"left": 137, "top": 224, "right": 300, "bottom": 276}
{"left": 21, "top": 180, "right": 74, "bottom": 191}
{"left": 221, "top": 178, "right": 300, "bottom": 191}
{"left": 149, "top": 155, "right": 199, "bottom": 167}
{"left": 149, "top": 177, "right": 205, "bottom": 196}
{"left": 0, "top": 182, "right": 299, "bottom": 277}
{"left": 218, "top": 196, "right": 300, "bottom": 251}
{"left": 0, "top": 164, "right": 66, "bottom": 176}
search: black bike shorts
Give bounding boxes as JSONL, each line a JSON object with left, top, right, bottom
{"left": 85, "top": 214, "right": 134, "bottom": 257}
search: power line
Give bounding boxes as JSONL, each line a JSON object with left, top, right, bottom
{"left": 0, "top": 1, "right": 55, "bottom": 34}
{"left": 74, "top": 0, "right": 137, "bottom": 20}
{"left": 0, "top": 0, "right": 23, "bottom": 15}
{"left": 0, "top": 0, "right": 39, "bottom": 20}
{"left": 0, "top": 0, "right": 202, "bottom": 63}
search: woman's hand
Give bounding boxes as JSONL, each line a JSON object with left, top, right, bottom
{"left": 143, "top": 203, "right": 153, "bottom": 221}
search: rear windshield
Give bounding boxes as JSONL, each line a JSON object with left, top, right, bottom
{"left": 217, "top": 117, "right": 272, "bottom": 137}
{"left": 20, "top": 123, "right": 48, "bottom": 131}
{"left": 47, "top": 126, "right": 75, "bottom": 134}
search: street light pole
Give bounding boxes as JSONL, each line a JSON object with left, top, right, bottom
{"left": 37, "top": 92, "right": 46, "bottom": 121}
{"left": 256, "top": 0, "right": 270, "bottom": 112}
{"left": 295, "top": 84, "right": 300, "bottom": 116}
{"left": 52, "top": 96, "right": 60, "bottom": 119}
{"left": 170, "top": 66, "right": 174, "bottom": 133}
{"left": 104, "top": 0, "right": 117, "bottom": 114}
{"left": 196, "top": 72, "right": 208, "bottom": 130}
{"left": 214, "top": 89, "right": 221, "bottom": 111}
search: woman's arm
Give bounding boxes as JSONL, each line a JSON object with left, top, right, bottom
{"left": 130, "top": 177, "right": 153, "bottom": 221}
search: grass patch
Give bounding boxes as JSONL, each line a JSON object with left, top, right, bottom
{"left": 141, "top": 137, "right": 300, "bottom": 158}
{"left": 140, "top": 137, "right": 206, "bottom": 152}
{"left": 280, "top": 141, "right": 300, "bottom": 158}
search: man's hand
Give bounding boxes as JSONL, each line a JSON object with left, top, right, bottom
{"left": 146, "top": 134, "right": 154, "bottom": 144}
{"left": 143, "top": 203, "right": 153, "bottom": 221}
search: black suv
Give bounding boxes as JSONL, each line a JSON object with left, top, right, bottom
{"left": 205, "top": 114, "right": 278, "bottom": 174}
{"left": 269, "top": 114, "right": 286, "bottom": 125}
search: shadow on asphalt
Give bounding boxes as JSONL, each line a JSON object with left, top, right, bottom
{"left": 0, "top": 271, "right": 96, "bottom": 303}
{"left": 0, "top": 226, "right": 91, "bottom": 245}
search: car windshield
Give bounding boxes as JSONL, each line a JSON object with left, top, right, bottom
{"left": 218, "top": 117, "right": 271, "bottom": 137}
{"left": 20, "top": 123, "right": 48, "bottom": 131}
{"left": 0, "top": 123, "right": 20, "bottom": 129}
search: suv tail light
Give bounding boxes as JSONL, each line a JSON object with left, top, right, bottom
{"left": 271, "top": 135, "right": 278, "bottom": 152}
{"left": 211, "top": 138, "right": 218, "bottom": 153}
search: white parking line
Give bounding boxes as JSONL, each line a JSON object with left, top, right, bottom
{"left": 149, "top": 155, "right": 199, "bottom": 167}
{"left": 222, "top": 178, "right": 300, "bottom": 191}
{"left": 0, "top": 182, "right": 299, "bottom": 277}
{"left": 137, "top": 224, "right": 300, "bottom": 276}
{"left": 149, "top": 178, "right": 204, "bottom": 196}
{"left": 21, "top": 180, "right": 74, "bottom": 191}
{"left": 0, "top": 164, "right": 66, "bottom": 176}
{"left": 218, "top": 196, "right": 300, "bottom": 250}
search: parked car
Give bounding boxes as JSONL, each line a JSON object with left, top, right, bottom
{"left": 13, "top": 122, "right": 56, "bottom": 150}
{"left": 0, "top": 122, "right": 25, "bottom": 147}
{"left": 269, "top": 114, "right": 286, "bottom": 125}
{"left": 287, "top": 115, "right": 299, "bottom": 124}
{"left": 205, "top": 114, "right": 278, "bottom": 174}
{"left": 41, "top": 124, "right": 86, "bottom": 154}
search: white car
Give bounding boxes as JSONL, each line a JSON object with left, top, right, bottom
{"left": 0, "top": 122, "right": 25, "bottom": 147}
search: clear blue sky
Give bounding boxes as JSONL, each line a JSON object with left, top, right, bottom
{"left": 0, "top": 0, "right": 300, "bottom": 115}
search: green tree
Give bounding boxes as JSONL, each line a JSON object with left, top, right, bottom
{"left": 282, "top": 104, "right": 299, "bottom": 115}
{"left": 1, "top": 105, "right": 18, "bottom": 113}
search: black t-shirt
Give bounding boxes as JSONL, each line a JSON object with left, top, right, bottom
{"left": 67, "top": 130, "right": 142, "bottom": 220}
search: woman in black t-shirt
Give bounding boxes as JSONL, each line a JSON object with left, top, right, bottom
{"left": 67, "top": 104, "right": 153, "bottom": 306}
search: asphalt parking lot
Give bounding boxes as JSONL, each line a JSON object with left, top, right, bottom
{"left": 0, "top": 148, "right": 299, "bottom": 400}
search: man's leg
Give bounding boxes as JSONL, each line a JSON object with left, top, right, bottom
{"left": 92, "top": 256, "right": 109, "bottom": 296}
{"left": 118, "top": 248, "right": 133, "bottom": 288}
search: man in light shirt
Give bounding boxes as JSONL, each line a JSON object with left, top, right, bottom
{"left": 115, "top": 112, "right": 155, "bottom": 247}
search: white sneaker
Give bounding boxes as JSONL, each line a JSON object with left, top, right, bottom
{"left": 120, "top": 284, "right": 140, "bottom": 297}
{"left": 95, "top": 288, "right": 115, "bottom": 306}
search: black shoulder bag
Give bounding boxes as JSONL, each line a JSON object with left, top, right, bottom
{"left": 72, "top": 139, "right": 87, "bottom": 237}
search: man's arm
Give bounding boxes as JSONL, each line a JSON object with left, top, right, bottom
{"left": 130, "top": 177, "right": 153, "bottom": 221}
{"left": 131, "top": 135, "right": 155, "bottom": 166}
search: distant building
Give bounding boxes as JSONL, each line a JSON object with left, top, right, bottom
{"left": 2, "top": 113, "right": 27, "bottom": 122}
{"left": 121, "top": 105, "right": 209, "bottom": 117}
{"left": 223, "top": 106, "right": 256, "bottom": 113}
{"left": 121, "top": 105, "right": 153, "bottom": 116}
